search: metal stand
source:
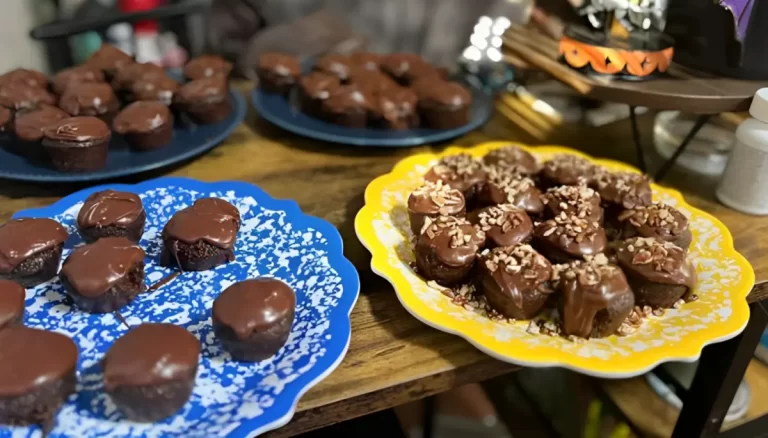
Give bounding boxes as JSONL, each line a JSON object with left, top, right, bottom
{"left": 629, "top": 106, "right": 647, "bottom": 172}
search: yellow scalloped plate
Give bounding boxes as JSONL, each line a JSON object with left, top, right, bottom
{"left": 355, "top": 142, "right": 754, "bottom": 378}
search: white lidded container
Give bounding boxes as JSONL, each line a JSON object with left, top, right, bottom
{"left": 716, "top": 88, "right": 768, "bottom": 215}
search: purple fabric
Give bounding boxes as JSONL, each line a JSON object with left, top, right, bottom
{"left": 720, "top": 0, "right": 755, "bottom": 41}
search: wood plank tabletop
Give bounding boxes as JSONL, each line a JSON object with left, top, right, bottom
{"left": 0, "top": 87, "right": 765, "bottom": 436}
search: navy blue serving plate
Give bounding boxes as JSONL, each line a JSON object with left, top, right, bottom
{"left": 0, "top": 90, "right": 246, "bottom": 183}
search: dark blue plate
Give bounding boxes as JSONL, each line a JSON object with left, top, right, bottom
{"left": 251, "top": 84, "right": 493, "bottom": 147}
{"left": 0, "top": 90, "right": 246, "bottom": 183}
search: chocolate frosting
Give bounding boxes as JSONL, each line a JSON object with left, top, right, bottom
{"left": 14, "top": 105, "right": 69, "bottom": 142}
{"left": 618, "top": 203, "right": 689, "bottom": 241}
{"left": 299, "top": 72, "right": 340, "bottom": 99}
{"left": 0, "top": 280, "right": 25, "bottom": 329}
{"left": 616, "top": 237, "right": 696, "bottom": 287}
{"left": 112, "top": 62, "right": 165, "bottom": 90}
{"left": 86, "top": 44, "right": 133, "bottom": 73}
{"left": 483, "top": 146, "right": 539, "bottom": 175}
{"left": 43, "top": 116, "right": 111, "bottom": 144}
{"left": 258, "top": 53, "right": 300, "bottom": 77}
{"left": 213, "top": 278, "right": 296, "bottom": 340}
{"left": 478, "top": 244, "right": 553, "bottom": 310}
{"left": 414, "top": 80, "right": 471, "bottom": 109}
{"left": 0, "top": 107, "right": 11, "bottom": 130}
{"left": 0, "top": 84, "right": 56, "bottom": 110}
{"left": 595, "top": 171, "right": 652, "bottom": 209}
{"left": 103, "top": 323, "right": 200, "bottom": 389}
{"left": 131, "top": 75, "right": 178, "bottom": 104}
{"left": 481, "top": 173, "right": 544, "bottom": 215}
{"left": 58, "top": 82, "right": 118, "bottom": 116}
{"left": 184, "top": 55, "right": 233, "bottom": 80}
{"left": 534, "top": 213, "right": 607, "bottom": 258}
{"left": 543, "top": 184, "right": 603, "bottom": 223}
{"left": 322, "top": 85, "right": 371, "bottom": 114}
{"left": 416, "top": 216, "right": 485, "bottom": 267}
{"left": 540, "top": 154, "right": 596, "bottom": 186}
{"left": 0, "top": 218, "right": 68, "bottom": 273}
{"left": 77, "top": 189, "right": 145, "bottom": 229}
{"left": 0, "top": 326, "right": 78, "bottom": 397}
{"left": 0, "top": 69, "right": 48, "bottom": 89}
{"left": 372, "top": 87, "right": 418, "bottom": 121}
{"left": 381, "top": 53, "right": 433, "bottom": 81}
{"left": 163, "top": 198, "right": 240, "bottom": 249}
{"left": 113, "top": 101, "right": 171, "bottom": 134}
{"left": 175, "top": 76, "right": 228, "bottom": 105}
{"left": 350, "top": 52, "right": 383, "bottom": 71}
{"left": 424, "top": 154, "right": 487, "bottom": 195}
{"left": 408, "top": 180, "right": 465, "bottom": 216}
{"left": 52, "top": 65, "right": 105, "bottom": 95}
{"left": 313, "top": 54, "right": 354, "bottom": 81}
{"left": 469, "top": 205, "right": 533, "bottom": 248}
{"left": 61, "top": 237, "right": 145, "bottom": 297}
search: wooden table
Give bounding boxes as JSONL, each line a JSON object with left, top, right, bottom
{"left": 1, "top": 88, "right": 766, "bottom": 436}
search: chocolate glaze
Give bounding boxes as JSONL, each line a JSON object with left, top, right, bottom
{"left": 299, "top": 72, "right": 341, "bottom": 99}
{"left": 414, "top": 80, "right": 471, "bottom": 110}
{"left": 52, "top": 65, "right": 105, "bottom": 95}
{"left": 13, "top": 105, "right": 69, "bottom": 142}
{"left": 58, "top": 82, "right": 119, "bottom": 116}
{"left": 616, "top": 237, "right": 696, "bottom": 287}
{"left": 480, "top": 173, "right": 544, "bottom": 215}
{"left": 113, "top": 101, "right": 171, "bottom": 134}
{"left": 542, "top": 184, "right": 603, "bottom": 223}
{"left": 148, "top": 271, "right": 180, "bottom": 291}
{"left": 348, "top": 69, "right": 398, "bottom": 95}
{"left": 213, "top": 278, "right": 296, "bottom": 340}
{"left": 43, "top": 116, "right": 111, "bottom": 145}
{"left": 0, "top": 280, "right": 25, "bottom": 329}
{"left": 0, "top": 69, "right": 48, "bottom": 89}
{"left": 468, "top": 205, "right": 533, "bottom": 248}
{"left": 0, "top": 326, "right": 77, "bottom": 397}
{"left": 381, "top": 53, "right": 436, "bottom": 84}
{"left": 174, "top": 76, "right": 228, "bottom": 105}
{"left": 407, "top": 180, "right": 465, "bottom": 235}
{"left": 163, "top": 198, "right": 240, "bottom": 249}
{"left": 61, "top": 237, "right": 145, "bottom": 298}
{"left": 322, "top": 85, "right": 372, "bottom": 113}
{"left": 86, "top": 44, "right": 133, "bottom": 74}
{"left": 539, "top": 154, "right": 596, "bottom": 186}
{"left": 416, "top": 216, "right": 485, "bottom": 268}
{"left": 0, "top": 218, "right": 68, "bottom": 273}
{"left": 78, "top": 190, "right": 144, "bottom": 229}
{"left": 350, "top": 52, "right": 383, "bottom": 71}
{"left": 313, "top": 54, "right": 354, "bottom": 81}
{"left": 618, "top": 203, "right": 689, "bottom": 242}
{"left": 424, "top": 154, "right": 487, "bottom": 197}
{"left": 184, "top": 55, "right": 233, "bottom": 80}
{"left": 0, "top": 85, "right": 56, "bottom": 110}
{"left": 258, "top": 53, "right": 300, "bottom": 78}
{"left": 371, "top": 86, "right": 419, "bottom": 129}
{"left": 112, "top": 62, "right": 165, "bottom": 91}
{"left": 483, "top": 146, "right": 539, "bottom": 175}
{"left": 534, "top": 213, "right": 607, "bottom": 259}
{"left": 595, "top": 171, "right": 652, "bottom": 209}
{"left": 131, "top": 75, "right": 178, "bottom": 105}
{"left": 103, "top": 323, "right": 200, "bottom": 390}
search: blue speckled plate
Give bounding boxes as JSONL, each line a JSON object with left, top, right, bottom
{"left": 0, "top": 90, "right": 246, "bottom": 183}
{"left": 3, "top": 177, "right": 360, "bottom": 438}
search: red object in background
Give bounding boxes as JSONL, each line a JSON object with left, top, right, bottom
{"left": 119, "top": 0, "right": 163, "bottom": 34}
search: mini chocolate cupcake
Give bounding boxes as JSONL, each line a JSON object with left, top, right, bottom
{"left": 542, "top": 183, "right": 603, "bottom": 224}
{"left": 538, "top": 154, "right": 596, "bottom": 189}
{"left": 616, "top": 237, "right": 696, "bottom": 308}
{"left": 52, "top": 64, "right": 105, "bottom": 95}
{"left": 0, "top": 84, "right": 56, "bottom": 111}
{"left": 414, "top": 216, "right": 485, "bottom": 286}
{"left": 407, "top": 180, "right": 466, "bottom": 236}
{"left": 184, "top": 54, "right": 233, "bottom": 80}
{"left": 320, "top": 85, "right": 372, "bottom": 128}
{"left": 103, "top": 323, "right": 199, "bottom": 422}
{"left": 0, "top": 218, "right": 68, "bottom": 287}
{"left": 0, "top": 327, "right": 77, "bottom": 428}
{"left": 424, "top": 154, "right": 487, "bottom": 205}
{"left": 257, "top": 52, "right": 300, "bottom": 94}
{"left": 347, "top": 68, "right": 398, "bottom": 96}
{"left": 58, "top": 82, "right": 120, "bottom": 121}
{"left": 60, "top": 237, "right": 145, "bottom": 313}
{"left": 477, "top": 244, "right": 553, "bottom": 320}
{"left": 173, "top": 76, "right": 232, "bottom": 124}
{"left": 533, "top": 212, "right": 607, "bottom": 263}
{"left": 370, "top": 86, "right": 419, "bottom": 130}
{"left": 0, "top": 280, "right": 25, "bottom": 329}
{"left": 85, "top": 44, "right": 134, "bottom": 78}
{"left": 213, "top": 278, "right": 296, "bottom": 361}
{"left": 77, "top": 189, "right": 146, "bottom": 243}
{"left": 414, "top": 80, "right": 471, "bottom": 129}
{"left": 381, "top": 53, "right": 435, "bottom": 85}
{"left": 482, "top": 145, "right": 539, "bottom": 175}
{"left": 313, "top": 54, "right": 354, "bottom": 82}
{"left": 553, "top": 254, "right": 635, "bottom": 338}
{"left": 479, "top": 172, "right": 544, "bottom": 216}
{"left": 298, "top": 72, "right": 340, "bottom": 118}
{"left": 0, "top": 107, "right": 12, "bottom": 135}
{"left": 11, "top": 105, "right": 68, "bottom": 161}
{"left": 350, "top": 51, "right": 383, "bottom": 71}
{"left": 162, "top": 198, "right": 241, "bottom": 271}
{"left": 113, "top": 101, "right": 173, "bottom": 151}
{"left": 42, "top": 116, "right": 111, "bottom": 172}
{"left": 468, "top": 205, "right": 533, "bottom": 248}
{"left": 130, "top": 74, "right": 178, "bottom": 105}
{"left": 594, "top": 171, "right": 652, "bottom": 210}
{"left": 0, "top": 68, "right": 48, "bottom": 90}
{"left": 618, "top": 203, "right": 692, "bottom": 249}
{"left": 111, "top": 62, "right": 165, "bottom": 94}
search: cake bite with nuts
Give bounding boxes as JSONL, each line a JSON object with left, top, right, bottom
{"left": 539, "top": 154, "right": 596, "bottom": 188}
{"left": 482, "top": 145, "right": 539, "bottom": 175}
{"left": 468, "top": 205, "right": 532, "bottom": 248}
{"left": 533, "top": 212, "right": 607, "bottom": 263}
{"left": 542, "top": 183, "right": 603, "bottom": 224}
{"left": 479, "top": 171, "right": 544, "bottom": 216}
{"left": 415, "top": 216, "right": 485, "bottom": 286}
{"left": 407, "top": 181, "right": 465, "bottom": 235}
{"left": 594, "top": 171, "right": 652, "bottom": 210}
{"left": 424, "top": 154, "right": 487, "bottom": 204}
{"left": 618, "top": 203, "right": 692, "bottom": 249}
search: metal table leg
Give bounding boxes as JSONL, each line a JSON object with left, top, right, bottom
{"left": 629, "top": 106, "right": 647, "bottom": 172}
{"left": 654, "top": 114, "right": 712, "bottom": 182}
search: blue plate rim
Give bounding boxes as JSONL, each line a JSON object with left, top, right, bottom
{"left": 13, "top": 176, "right": 361, "bottom": 438}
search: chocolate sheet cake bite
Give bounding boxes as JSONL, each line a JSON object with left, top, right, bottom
{"left": 213, "top": 278, "right": 296, "bottom": 361}
{"left": 483, "top": 145, "right": 539, "bottom": 175}
{"left": 103, "top": 323, "right": 199, "bottom": 422}
{"left": 618, "top": 203, "right": 692, "bottom": 249}
{"left": 381, "top": 53, "right": 434, "bottom": 85}
{"left": 479, "top": 172, "right": 544, "bottom": 216}
{"left": 350, "top": 52, "right": 383, "bottom": 71}
{"left": 0, "top": 68, "right": 48, "bottom": 90}
{"left": 42, "top": 116, "right": 111, "bottom": 172}
{"left": 113, "top": 101, "right": 173, "bottom": 151}
{"left": 173, "top": 75, "right": 232, "bottom": 124}
{"left": 542, "top": 183, "right": 603, "bottom": 224}
{"left": 539, "top": 154, "right": 596, "bottom": 188}
{"left": 320, "top": 85, "right": 371, "bottom": 128}
{"left": 424, "top": 154, "right": 487, "bottom": 204}
{"left": 162, "top": 198, "right": 241, "bottom": 271}
{"left": 184, "top": 55, "right": 233, "bottom": 80}
{"left": 0, "top": 327, "right": 77, "bottom": 428}
{"left": 616, "top": 237, "right": 696, "bottom": 308}
{"left": 58, "top": 82, "right": 120, "bottom": 120}
{"left": 130, "top": 74, "right": 178, "bottom": 105}
{"left": 553, "top": 254, "right": 635, "bottom": 338}
{"left": 11, "top": 105, "right": 69, "bottom": 161}
{"left": 85, "top": 44, "right": 134, "bottom": 78}
{"left": 0, "top": 85, "right": 56, "bottom": 111}
{"left": 0, "top": 107, "right": 11, "bottom": 134}
{"left": 468, "top": 205, "right": 533, "bottom": 248}
{"left": 111, "top": 62, "right": 165, "bottom": 94}
{"left": 533, "top": 212, "right": 607, "bottom": 263}
{"left": 414, "top": 80, "right": 472, "bottom": 129}
{"left": 257, "top": 52, "right": 300, "bottom": 94}
{"left": 0, "top": 280, "right": 25, "bottom": 329}
{"left": 477, "top": 244, "right": 553, "bottom": 320}
{"left": 370, "top": 86, "right": 419, "bottom": 130}
{"left": 77, "top": 189, "right": 146, "bottom": 243}
{"left": 313, "top": 54, "right": 354, "bottom": 82}
{"left": 0, "top": 218, "right": 68, "bottom": 287}
{"left": 298, "top": 72, "right": 340, "bottom": 117}
{"left": 52, "top": 64, "right": 105, "bottom": 95}
{"left": 415, "top": 216, "right": 485, "bottom": 286}
{"left": 407, "top": 180, "right": 465, "bottom": 235}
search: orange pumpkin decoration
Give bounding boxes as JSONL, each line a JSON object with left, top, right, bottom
{"left": 558, "top": 36, "right": 675, "bottom": 78}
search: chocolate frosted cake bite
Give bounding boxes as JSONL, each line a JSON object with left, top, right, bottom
{"left": 257, "top": 52, "right": 300, "bottom": 94}
{"left": 407, "top": 180, "right": 465, "bottom": 236}
{"left": 381, "top": 53, "right": 433, "bottom": 85}
{"left": 414, "top": 80, "right": 471, "bottom": 129}
{"left": 0, "top": 107, "right": 11, "bottom": 134}
{"left": 415, "top": 216, "right": 485, "bottom": 286}
{"left": 213, "top": 278, "right": 296, "bottom": 361}
{"left": 350, "top": 52, "right": 383, "bottom": 71}
{"left": 468, "top": 205, "right": 533, "bottom": 248}
{"left": 298, "top": 72, "right": 340, "bottom": 117}
{"left": 77, "top": 189, "right": 146, "bottom": 243}
{"left": 103, "top": 323, "right": 199, "bottom": 422}
{"left": 0, "top": 280, "right": 25, "bottom": 329}
{"left": 42, "top": 116, "right": 111, "bottom": 172}
{"left": 479, "top": 172, "right": 544, "bottom": 216}
{"left": 618, "top": 203, "right": 692, "bottom": 249}
{"left": 111, "top": 62, "right": 165, "bottom": 94}
{"left": 424, "top": 154, "right": 487, "bottom": 204}
{"left": 0, "top": 218, "right": 68, "bottom": 287}
{"left": 553, "top": 254, "right": 635, "bottom": 338}
{"left": 594, "top": 171, "right": 652, "bottom": 209}
{"left": 370, "top": 86, "right": 419, "bottom": 129}
{"left": 0, "top": 327, "right": 77, "bottom": 429}
{"left": 533, "top": 212, "right": 607, "bottom": 263}
{"left": 113, "top": 101, "right": 173, "bottom": 151}
{"left": 0, "top": 84, "right": 56, "bottom": 111}
{"left": 85, "top": 44, "right": 134, "bottom": 77}
{"left": 173, "top": 75, "right": 232, "bottom": 124}
{"left": 616, "top": 237, "right": 696, "bottom": 308}
{"left": 58, "top": 82, "right": 120, "bottom": 120}
{"left": 0, "top": 68, "right": 48, "bottom": 90}
{"left": 483, "top": 145, "right": 539, "bottom": 175}
{"left": 477, "top": 244, "right": 553, "bottom": 320}
{"left": 320, "top": 85, "right": 371, "bottom": 128}
{"left": 184, "top": 54, "right": 233, "bottom": 80}
{"left": 347, "top": 68, "right": 398, "bottom": 96}
{"left": 162, "top": 198, "right": 241, "bottom": 271}
{"left": 313, "top": 54, "right": 354, "bottom": 82}
{"left": 11, "top": 105, "right": 69, "bottom": 161}
{"left": 539, "top": 154, "right": 596, "bottom": 188}
{"left": 60, "top": 237, "right": 145, "bottom": 313}
{"left": 542, "top": 183, "right": 603, "bottom": 224}
{"left": 52, "top": 64, "right": 105, "bottom": 95}
{"left": 130, "top": 74, "right": 178, "bottom": 105}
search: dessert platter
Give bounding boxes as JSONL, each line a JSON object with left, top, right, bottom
{"left": 0, "top": 47, "right": 245, "bottom": 183}
{"left": 356, "top": 141, "right": 754, "bottom": 378}
{"left": 0, "top": 177, "right": 359, "bottom": 437}
{"left": 251, "top": 52, "right": 493, "bottom": 147}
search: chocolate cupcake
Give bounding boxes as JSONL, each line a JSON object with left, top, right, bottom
{"left": 407, "top": 180, "right": 466, "bottom": 236}
{"left": 347, "top": 68, "right": 398, "bottom": 96}
{"left": 0, "top": 280, "right": 25, "bottom": 329}
{"left": 77, "top": 189, "right": 146, "bottom": 243}
{"left": 542, "top": 183, "right": 603, "bottom": 224}
{"left": 60, "top": 237, "right": 145, "bottom": 313}
{"left": 482, "top": 145, "right": 539, "bottom": 175}
{"left": 58, "top": 82, "right": 120, "bottom": 121}
{"left": 553, "top": 254, "right": 635, "bottom": 338}
{"left": 381, "top": 53, "right": 435, "bottom": 85}
{"left": 257, "top": 52, "right": 300, "bottom": 94}
{"left": 111, "top": 62, "right": 165, "bottom": 94}
{"left": 350, "top": 52, "right": 383, "bottom": 71}
{"left": 52, "top": 64, "right": 105, "bottom": 95}
{"left": 113, "top": 101, "right": 173, "bottom": 151}
{"left": 538, "top": 154, "right": 596, "bottom": 189}
{"left": 468, "top": 205, "right": 533, "bottom": 248}
{"left": 85, "top": 44, "right": 134, "bottom": 78}
{"left": 313, "top": 54, "right": 354, "bottom": 82}
{"left": 130, "top": 74, "right": 178, "bottom": 105}
{"left": 11, "top": 105, "right": 68, "bottom": 161}
{"left": 298, "top": 72, "right": 340, "bottom": 118}
{"left": 0, "top": 84, "right": 56, "bottom": 111}
{"left": 0, "top": 327, "right": 77, "bottom": 428}
{"left": 213, "top": 278, "right": 296, "bottom": 361}
{"left": 103, "top": 323, "right": 199, "bottom": 422}
{"left": 0, "top": 107, "right": 12, "bottom": 135}
{"left": 424, "top": 154, "right": 487, "bottom": 204}
{"left": 414, "top": 80, "right": 471, "bottom": 129}
{"left": 320, "top": 85, "right": 371, "bottom": 128}
{"left": 0, "top": 68, "right": 48, "bottom": 90}
{"left": 533, "top": 212, "right": 607, "bottom": 263}
{"left": 477, "top": 244, "right": 553, "bottom": 319}
{"left": 370, "top": 86, "right": 419, "bottom": 130}
{"left": 616, "top": 237, "right": 696, "bottom": 308}
{"left": 0, "top": 218, "right": 68, "bottom": 287}
{"left": 184, "top": 54, "right": 233, "bottom": 80}
{"left": 173, "top": 76, "right": 232, "bottom": 124}
{"left": 594, "top": 171, "right": 652, "bottom": 210}
{"left": 414, "top": 216, "right": 485, "bottom": 286}
{"left": 479, "top": 172, "right": 544, "bottom": 216}
{"left": 42, "top": 116, "right": 111, "bottom": 172}
{"left": 618, "top": 203, "right": 692, "bottom": 249}
{"left": 162, "top": 198, "right": 241, "bottom": 271}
